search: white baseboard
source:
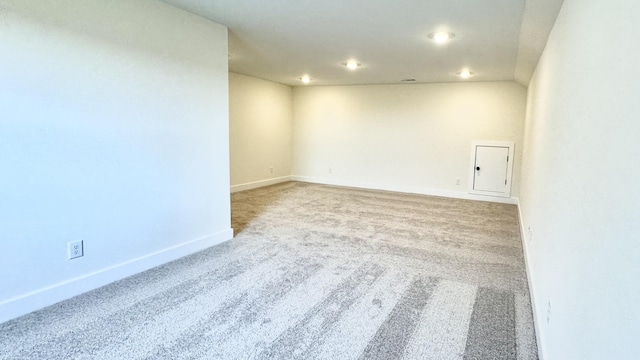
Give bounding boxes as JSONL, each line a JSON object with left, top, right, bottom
{"left": 231, "top": 176, "right": 292, "bottom": 193}
{"left": 516, "top": 199, "right": 545, "bottom": 360}
{"left": 0, "top": 228, "right": 234, "bottom": 324}
{"left": 291, "top": 175, "right": 518, "bottom": 205}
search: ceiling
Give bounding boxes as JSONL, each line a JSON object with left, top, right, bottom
{"left": 159, "top": 0, "right": 564, "bottom": 87}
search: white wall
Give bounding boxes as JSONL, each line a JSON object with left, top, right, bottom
{"left": 292, "top": 82, "right": 526, "bottom": 201}
{"left": 519, "top": 0, "right": 640, "bottom": 358}
{"left": 0, "top": 0, "right": 232, "bottom": 323}
{"left": 229, "top": 73, "right": 293, "bottom": 191}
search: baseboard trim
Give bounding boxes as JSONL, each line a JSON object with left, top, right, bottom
{"left": 291, "top": 175, "right": 518, "bottom": 205}
{"left": 231, "top": 176, "right": 292, "bottom": 193}
{"left": 0, "top": 228, "right": 234, "bottom": 324}
{"left": 516, "top": 199, "right": 545, "bottom": 360}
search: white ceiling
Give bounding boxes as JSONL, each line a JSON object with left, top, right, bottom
{"left": 159, "top": 0, "right": 564, "bottom": 86}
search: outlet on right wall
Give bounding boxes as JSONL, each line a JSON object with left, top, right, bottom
{"left": 519, "top": 0, "right": 640, "bottom": 358}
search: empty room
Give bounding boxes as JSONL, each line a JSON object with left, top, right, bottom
{"left": 1, "top": 0, "right": 639, "bottom": 359}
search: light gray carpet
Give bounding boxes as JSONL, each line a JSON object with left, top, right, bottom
{"left": 0, "top": 181, "right": 537, "bottom": 359}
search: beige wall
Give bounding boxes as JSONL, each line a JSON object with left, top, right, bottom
{"left": 519, "top": 0, "right": 640, "bottom": 358}
{"left": 292, "top": 82, "right": 527, "bottom": 201}
{"left": 229, "top": 73, "right": 293, "bottom": 190}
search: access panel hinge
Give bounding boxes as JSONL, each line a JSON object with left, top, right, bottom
{"left": 505, "top": 179, "right": 507, "bottom": 185}
{"left": 507, "top": 155, "right": 509, "bottom": 162}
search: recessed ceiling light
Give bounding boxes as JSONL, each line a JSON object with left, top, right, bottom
{"left": 458, "top": 70, "right": 473, "bottom": 79}
{"left": 300, "top": 75, "right": 311, "bottom": 84}
{"left": 344, "top": 60, "right": 361, "bottom": 70}
{"left": 428, "top": 31, "right": 455, "bottom": 44}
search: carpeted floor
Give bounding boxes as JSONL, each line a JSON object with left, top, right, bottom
{"left": 0, "top": 181, "right": 538, "bottom": 359}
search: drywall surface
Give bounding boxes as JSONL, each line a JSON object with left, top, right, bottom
{"left": 0, "top": 0, "right": 231, "bottom": 321}
{"left": 519, "top": 0, "right": 640, "bottom": 358}
{"left": 292, "top": 82, "right": 526, "bottom": 200}
{"left": 229, "top": 73, "right": 293, "bottom": 190}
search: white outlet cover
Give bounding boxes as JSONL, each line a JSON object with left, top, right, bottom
{"left": 68, "top": 240, "right": 84, "bottom": 259}
{"left": 546, "top": 301, "right": 551, "bottom": 323}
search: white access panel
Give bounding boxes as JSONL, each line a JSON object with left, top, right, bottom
{"left": 469, "top": 141, "right": 515, "bottom": 198}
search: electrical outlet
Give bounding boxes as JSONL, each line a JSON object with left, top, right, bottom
{"left": 269, "top": 166, "right": 273, "bottom": 174}
{"left": 546, "top": 300, "right": 552, "bottom": 323}
{"left": 68, "top": 240, "right": 83, "bottom": 259}
{"left": 329, "top": 168, "right": 333, "bottom": 174}
{"left": 456, "top": 178, "right": 461, "bottom": 185}
{"left": 527, "top": 225, "right": 533, "bottom": 242}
